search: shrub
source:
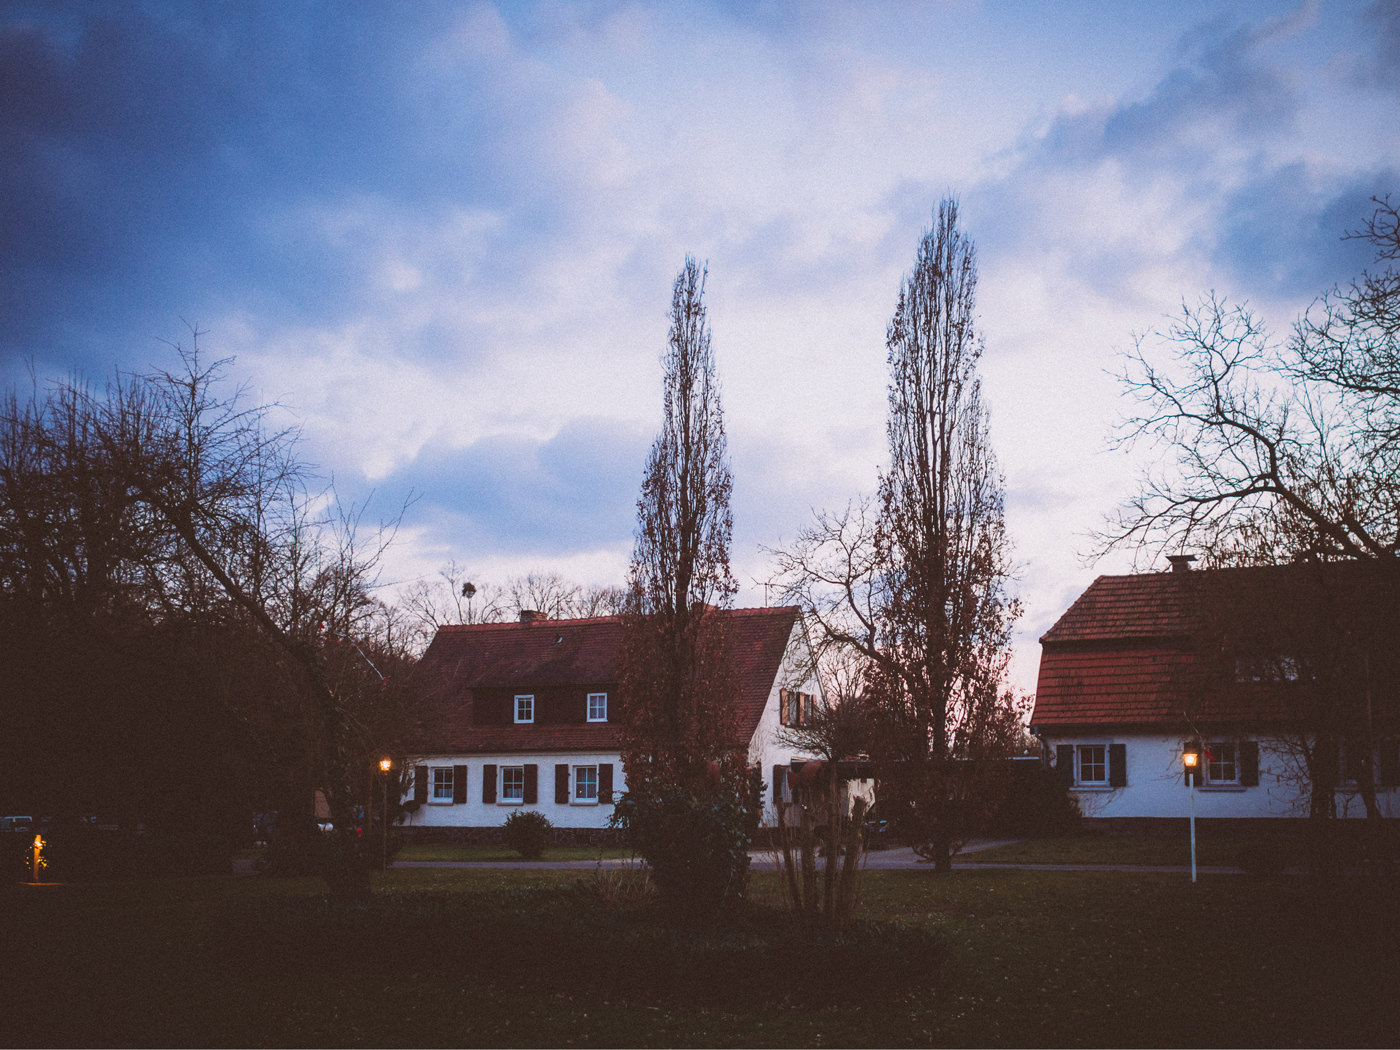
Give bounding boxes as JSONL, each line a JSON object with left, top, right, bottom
{"left": 502, "top": 810, "right": 552, "bottom": 860}
{"left": 611, "top": 778, "right": 760, "bottom": 926}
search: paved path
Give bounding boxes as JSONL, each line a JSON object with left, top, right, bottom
{"left": 230, "top": 837, "right": 1248, "bottom": 877}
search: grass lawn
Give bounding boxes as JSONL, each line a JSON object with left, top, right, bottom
{"left": 4, "top": 863, "right": 1397, "bottom": 1047}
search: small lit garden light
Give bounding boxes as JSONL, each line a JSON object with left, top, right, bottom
{"left": 1182, "top": 741, "right": 1201, "bottom": 883}
{"left": 30, "top": 833, "right": 46, "bottom": 883}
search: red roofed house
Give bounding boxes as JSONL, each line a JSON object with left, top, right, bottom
{"left": 400, "top": 605, "right": 822, "bottom": 835}
{"left": 1031, "top": 557, "right": 1400, "bottom": 820}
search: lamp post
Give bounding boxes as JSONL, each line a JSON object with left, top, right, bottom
{"left": 1182, "top": 742, "right": 1200, "bottom": 883}
{"left": 379, "top": 758, "right": 392, "bottom": 871}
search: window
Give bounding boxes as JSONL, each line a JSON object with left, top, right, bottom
{"left": 501, "top": 766, "right": 525, "bottom": 803}
{"left": 1077, "top": 745, "right": 1107, "bottom": 785}
{"left": 431, "top": 767, "right": 454, "bottom": 802}
{"left": 1206, "top": 742, "right": 1238, "bottom": 785}
{"left": 587, "top": 692, "right": 608, "bottom": 722}
{"left": 514, "top": 694, "right": 534, "bottom": 724}
{"left": 573, "top": 765, "right": 599, "bottom": 803}
{"left": 1234, "top": 654, "right": 1302, "bottom": 683}
{"left": 781, "top": 689, "right": 814, "bottom": 726}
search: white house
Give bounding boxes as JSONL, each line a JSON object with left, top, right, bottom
{"left": 1031, "top": 558, "right": 1400, "bottom": 821}
{"left": 400, "top": 605, "right": 823, "bottom": 835}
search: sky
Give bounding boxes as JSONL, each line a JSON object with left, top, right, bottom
{"left": 2, "top": 0, "right": 1397, "bottom": 696}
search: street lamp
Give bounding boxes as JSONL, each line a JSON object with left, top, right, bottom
{"left": 379, "top": 758, "right": 392, "bottom": 871}
{"left": 1182, "top": 741, "right": 1201, "bottom": 883}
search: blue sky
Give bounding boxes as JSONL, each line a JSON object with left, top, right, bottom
{"left": 3, "top": 0, "right": 1397, "bottom": 694}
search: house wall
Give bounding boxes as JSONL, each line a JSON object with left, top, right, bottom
{"left": 1040, "top": 731, "right": 1400, "bottom": 819}
{"left": 746, "top": 620, "right": 824, "bottom": 827}
{"left": 401, "top": 750, "right": 624, "bottom": 831}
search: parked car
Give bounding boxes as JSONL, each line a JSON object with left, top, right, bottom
{"left": 1, "top": 816, "right": 34, "bottom": 834}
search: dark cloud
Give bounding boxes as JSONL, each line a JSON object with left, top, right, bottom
{"left": 0, "top": 2, "right": 541, "bottom": 377}
{"left": 383, "top": 417, "right": 649, "bottom": 559}
{"left": 1214, "top": 170, "right": 1397, "bottom": 298}
{"left": 1358, "top": 0, "right": 1400, "bottom": 89}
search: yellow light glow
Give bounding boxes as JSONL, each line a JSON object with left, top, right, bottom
{"left": 1182, "top": 751, "right": 1199, "bottom": 768}
{"left": 379, "top": 758, "right": 392, "bottom": 772}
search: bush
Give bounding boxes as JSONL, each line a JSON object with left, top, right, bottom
{"left": 611, "top": 779, "right": 760, "bottom": 926}
{"left": 502, "top": 810, "right": 552, "bottom": 860}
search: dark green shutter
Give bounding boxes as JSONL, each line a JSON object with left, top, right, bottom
{"left": 524, "top": 764, "right": 538, "bottom": 804}
{"left": 1056, "top": 745, "right": 1075, "bottom": 787}
{"left": 453, "top": 765, "right": 468, "bottom": 804}
{"left": 1240, "top": 742, "right": 1260, "bottom": 787}
{"left": 483, "top": 764, "right": 497, "bottom": 804}
{"left": 414, "top": 765, "right": 428, "bottom": 804}
{"left": 555, "top": 764, "right": 570, "bottom": 804}
{"left": 1109, "top": 743, "right": 1127, "bottom": 788}
{"left": 599, "top": 763, "right": 613, "bottom": 804}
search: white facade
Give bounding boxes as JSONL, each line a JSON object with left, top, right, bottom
{"left": 404, "top": 616, "right": 824, "bottom": 830}
{"left": 402, "top": 751, "right": 623, "bottom": 830}
{"left": 1044, "top": 731, "right": 1400, "bottom": 820}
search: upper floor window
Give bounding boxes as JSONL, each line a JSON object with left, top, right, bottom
{"left": 514, "top": 694, "right": 534, "bottom": 724}
{"left": 587, "top": 692, "right": 608, "bottom": 722}
{"left": 1234, "top": 654, "right": 1301, "bottom": 683}
{"left": 780, "top": 689, "right": 816, "bottom": 727}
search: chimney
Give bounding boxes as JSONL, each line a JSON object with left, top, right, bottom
{"left": 1167, "top": 555, "right": 1197, "bottom": 573}
{"left": 518, "top": 609, "right": 544, "bottom": 624}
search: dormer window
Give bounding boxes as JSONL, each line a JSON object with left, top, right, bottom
{"left": 587, "top": 692, "right": 608, "bottom": 722}
{"left": 514, "top": 694, "right": 535, "bottom": 723}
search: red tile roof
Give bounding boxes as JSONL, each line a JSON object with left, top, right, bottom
{"left": 1032, "top": 562, "right": 1399, "bottom": 730}
{"left": 410, "top": 606, "right": 801, "bottom": 754}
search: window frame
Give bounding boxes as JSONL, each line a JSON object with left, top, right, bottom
{"left": 500, "top": 765, "right": 525, "bottom": 804}
{"left": 1077, "top": 744, "right": 1108, "bottom": 787}
{"left": 572, "top": 764, "right": 600, "bottom": 804}
{"left": 430, "top": 766, "right": 454, "bottom": 803}
{"left": 587, "top": 692, "right": 608, "bottom": 723}
{"left": 1205, "top": 741, "right": 1240, "bottom": 786}
{"left": 514, "top": 694, "right": 535, "bottom": 724}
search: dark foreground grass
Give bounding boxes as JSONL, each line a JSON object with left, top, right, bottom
{"left": 4, "top": 865, "right": 1398, "bottom": 1048}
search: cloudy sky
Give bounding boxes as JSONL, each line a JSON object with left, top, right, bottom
{"left": 3, "top": 0, "right": 1397, "bottom": 694}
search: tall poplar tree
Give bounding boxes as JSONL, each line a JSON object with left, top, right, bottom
{"left": 614, "top": 257, "right": 757, "bottom": 923}
{"left": 769, "top": 198, "right": 1022, "bottom": 872}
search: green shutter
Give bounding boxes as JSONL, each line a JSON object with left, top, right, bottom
{"left": 599, "top": 763, "right": 614, "bottom": 804}
{"left": 483, "top": 764, "right": 497, "bottom": 804}
{"left": 453, "top": 765, "right": 468, "bottom": 804}
{"left": 414, "top": 765, "right": 428, "bottom": 805}
{"left": 1109, "top": 743, "right": 1127, "bottom": 788}
{"left": 555, "top": 764, "right": 570, "bottom": 804}
{"left": 524, "top": 764, "right": 538, "bottom": 805}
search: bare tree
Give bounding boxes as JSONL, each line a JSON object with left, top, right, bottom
{"left": 2, "top": 345, "right": 406, "bottom": 900}
{"left": 1107, "top": 196, "right": 1400, "bottom": 875}
{"left": 770, "top": 198, "right": 1021, "bottom": 872}
{"left": 614, "top": 256, "right": 756, "bottom": 925}
{"left": 1105, "top": 196, "right": 1399, "bottom": 566}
